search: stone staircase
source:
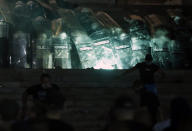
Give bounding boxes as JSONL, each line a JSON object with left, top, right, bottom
{"left": 0, "top": 69, "right": 192, "bottom": 131}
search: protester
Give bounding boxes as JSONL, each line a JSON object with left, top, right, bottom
{"left": 22, "top": 73, "right": 61, "bottom": 119}
{"left": 118, "top": 54, "right": 165, "bottom": 124}
{"left": 163, "top": 97, "right": 192, "bottom": 131}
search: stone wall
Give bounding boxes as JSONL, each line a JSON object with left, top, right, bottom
{"left": 0, "top": 69, "right": 192, "bottom": 131}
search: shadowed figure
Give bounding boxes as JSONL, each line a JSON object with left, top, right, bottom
{"left": 117, "top": 54, "right": 165, "bottom": 125}
{"left": 22, "top": 73, "right": 61, "bottom": 119}
{"left": 164, "top": 97, "right": 192, "bottom": 131}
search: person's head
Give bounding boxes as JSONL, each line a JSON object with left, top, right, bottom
{"left": 40, "top": 73, "right": 51, "bottom": 85}
{"left": 0, "top": 99, "right": 20, "bottom": 122}
{"left": 145, "top": 54, "right": 153, "bottom": 63}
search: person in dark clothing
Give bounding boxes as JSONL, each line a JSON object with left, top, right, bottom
{"left": 22, "top": 73, "right": 62, "bottom": 119}
{"left": 164, "top": 97, "right": 192, "bottom": 131}
{"left": 16, "top": 86, "right": 73, "bottom": 131}
{"left": 119, "top": 54, "right": 165, "bottom": 124}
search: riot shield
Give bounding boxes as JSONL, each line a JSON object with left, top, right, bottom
{"left": 11, "top": 31, "right": 30, "bottom": 68}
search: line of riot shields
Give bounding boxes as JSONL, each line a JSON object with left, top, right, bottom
{"left": 0, "top": 1, "right": 192, "bottom": 69}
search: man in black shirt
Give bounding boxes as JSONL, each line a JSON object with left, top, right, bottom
{"left": 122, "top": 54, "right": 164, "bottom": 95}
{"left": 16, "top": 85, "right": 74, "bottom": 131}
{"left": 135, "top": 55, "right": 162, "bottom": 95}
{"left": 120, "top": 54, "right": 165, "bottom": 124}
{"left": 22, "top": 73, "right": 62, "bottom": 119}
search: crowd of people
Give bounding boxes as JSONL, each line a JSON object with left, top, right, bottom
{"left": 0, "top": 54, "right": 192, "bottom": 131}
{"left": 0, "top": 73, "right": 74, "bottom": 131}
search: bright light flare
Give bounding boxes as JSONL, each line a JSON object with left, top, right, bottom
{"left": 94, "top": 58, "right": 115, "bottom": 69}
{"left": 60, "top": 32, "right": 67, "bottom": 39}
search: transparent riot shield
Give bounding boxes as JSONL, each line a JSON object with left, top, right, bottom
{"left": 88, "top": 29, "right": 118, "bottom": 69}
{"left": 52, "top": 33, "right": 72, "bottom": 69}
{"left": 75, "top": 42, "right": 97, "bottom": 69}
{"left": 35, "top": 33, "right": 53, "bottom": 69}
{"left": 93, "top": 39, "right": 117, "bottom": 69}
{"left": 123, "top": 18, "right": 151, "bottom": 66}
{"left": 130, "top": 37, "right": 151, "bottom": 67}
{"left": 11, "top": 31, "right": 30, "bottom": 68}
{"left": 0, "top": 18, "right": 10, "bottom": 67}
{"left": 151, "top": 48, "right": 172, "bottom": 69}
{"left": 112, "top": 36, "right": 132, "bottom": 69}
{"left": 50, "top": 10, "right": 85, "bottom": 68}
{"left": 130, "top": 50, "right": 149, "bottom": 67}
{"left": 76, "top": 8, "right": 116, "bottom": 69}
{"left": 71, "top": 31, "right": 93, "bottom": 69}
{"left": 170, "top": 17, "right": 192, "bottom": 68}
{"left": 76, "top": 8, "right": 104, "bottom": 36}
{"left": 96, "top": 12, "right": 133, "bottom": 69}
{"left": 0, "top": 20, "right": 9, "bottom": 38}
{"left": 151, "top": 37, "right": 172, "bottom": 69}
{"left": 169, "top": 40, "right": 188, "bottom": 69}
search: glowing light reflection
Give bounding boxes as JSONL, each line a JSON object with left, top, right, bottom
{"left": 94, "top": 58, "right": 115, "bottom": 69}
